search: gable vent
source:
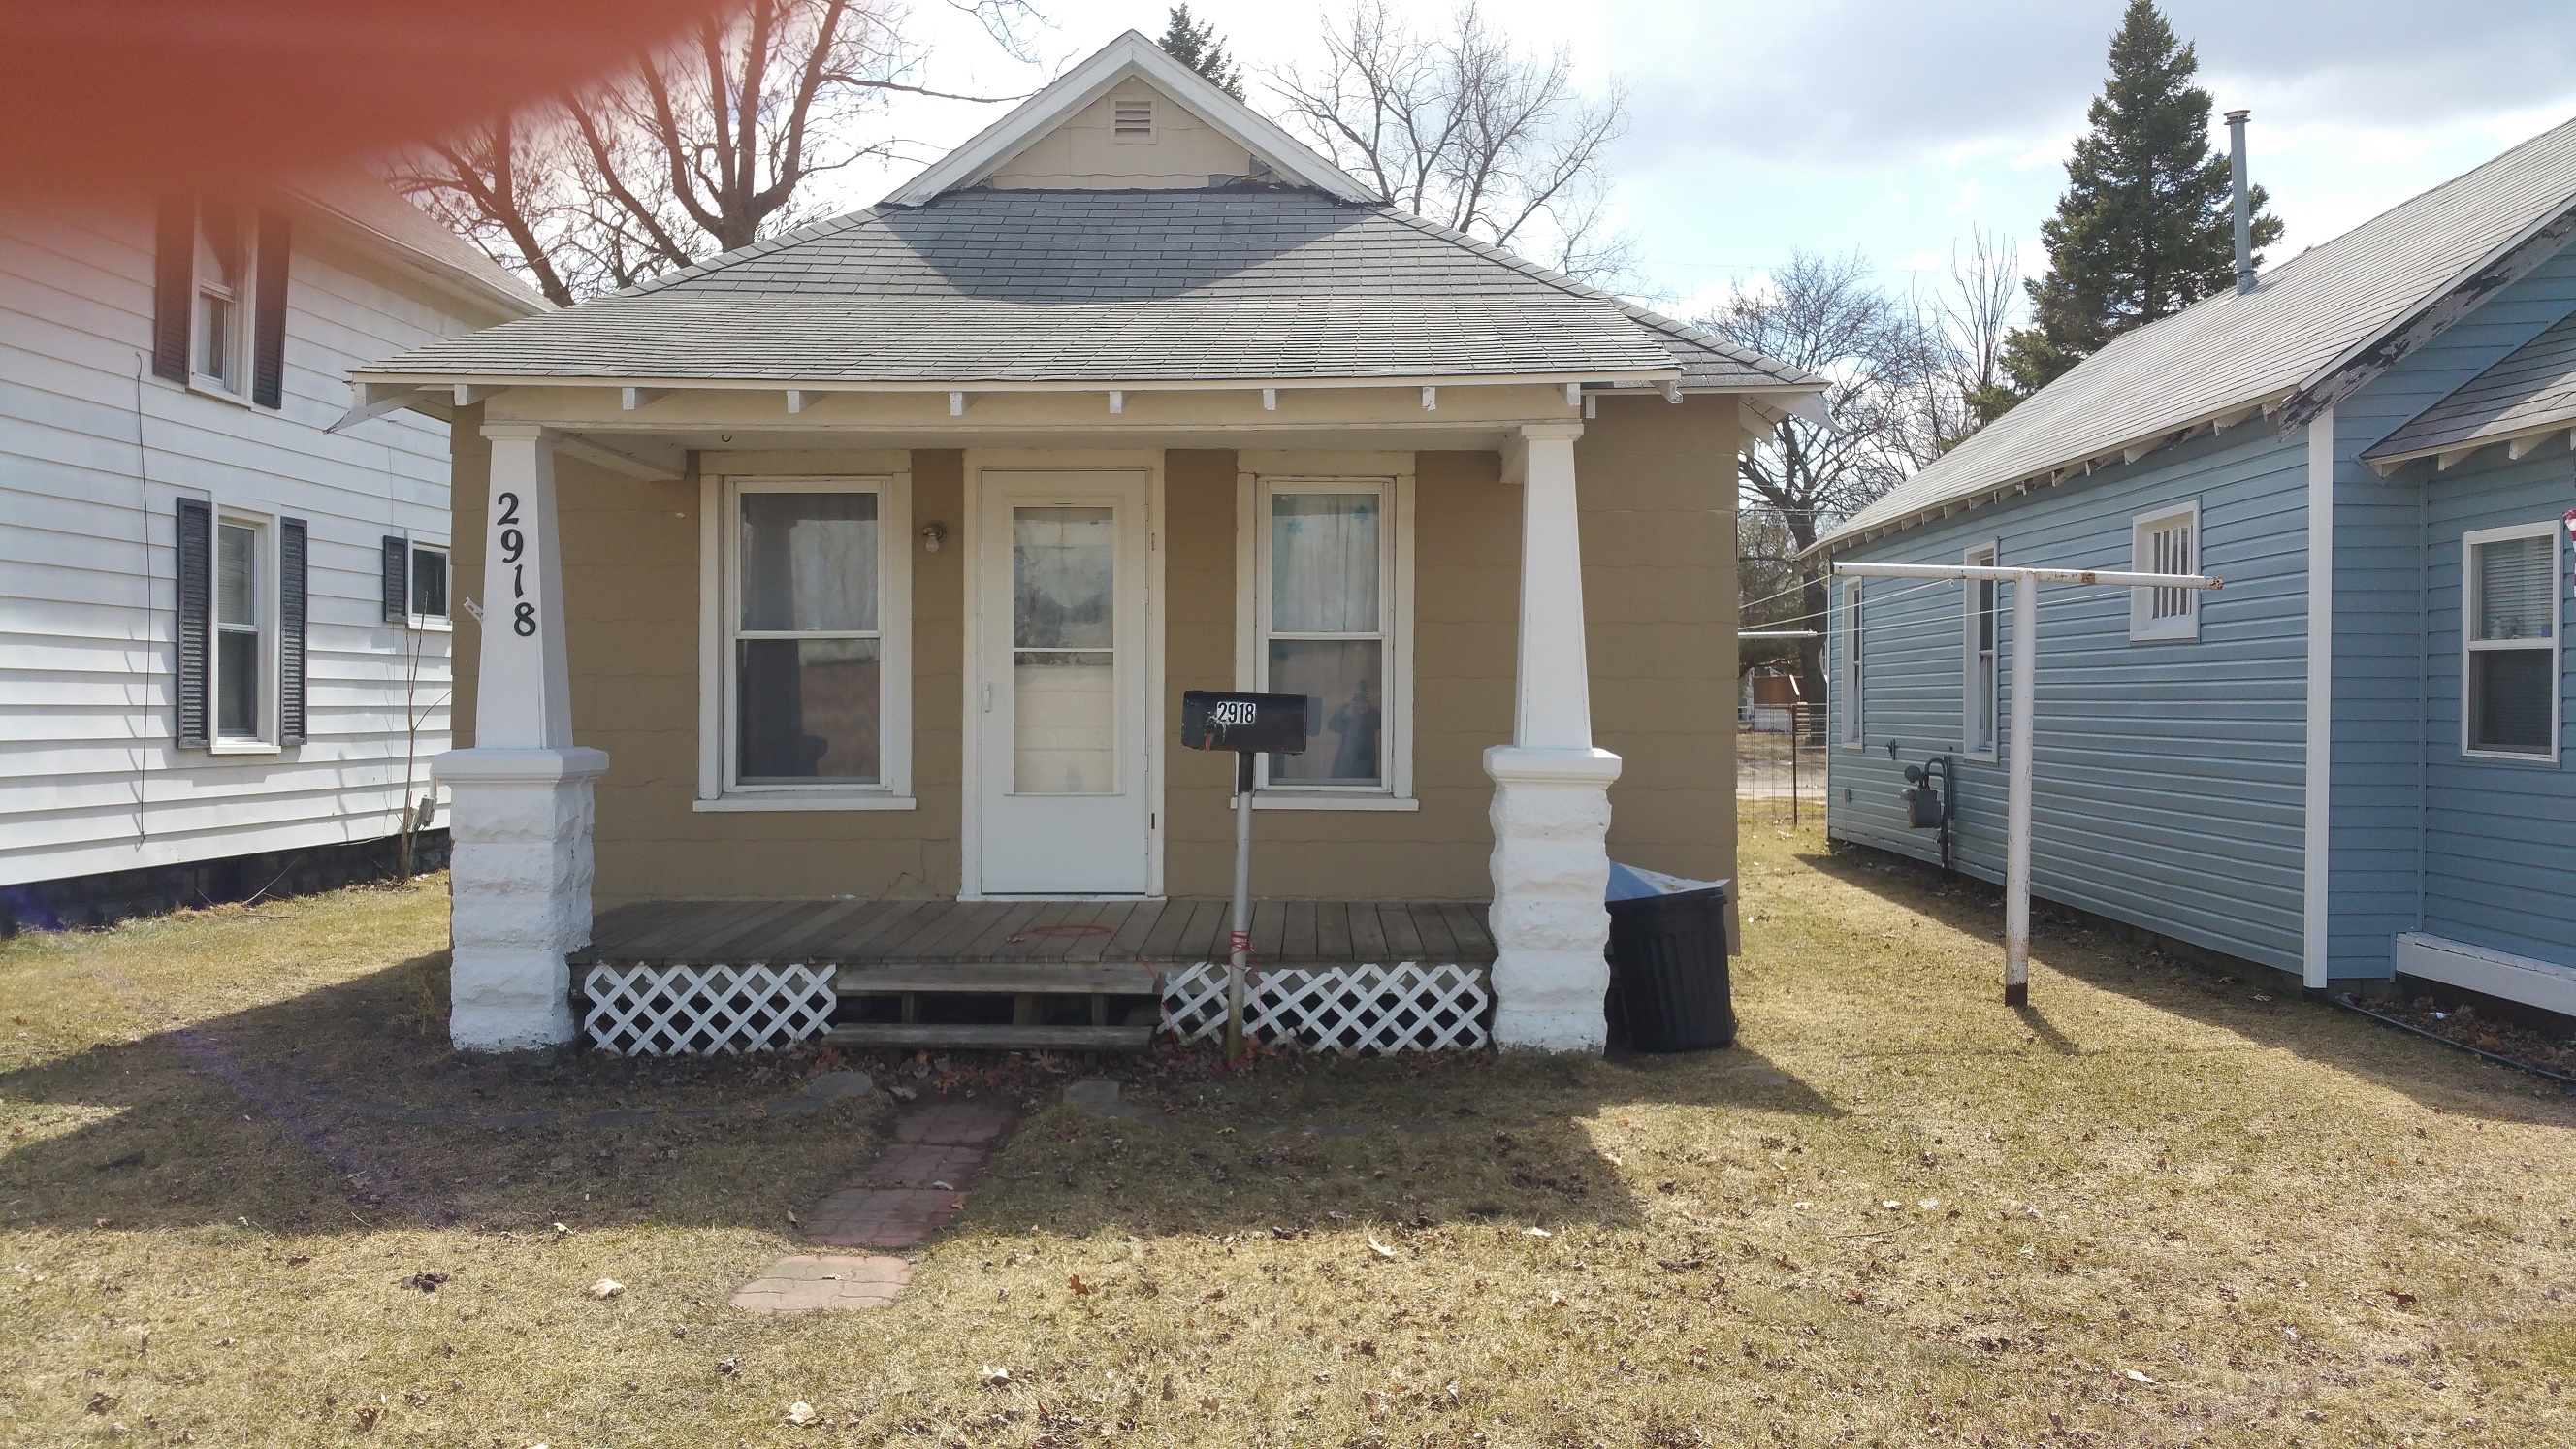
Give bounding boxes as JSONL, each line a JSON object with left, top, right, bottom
{"left": 1112, "top": 99, "right": 1153, "bottom": 138}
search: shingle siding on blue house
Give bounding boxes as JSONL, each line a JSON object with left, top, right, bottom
{"left": 1824, "top": 423, "right": 2312, "bottom": 974}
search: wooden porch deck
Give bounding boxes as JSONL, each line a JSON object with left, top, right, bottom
{"left": 571, "top": 897, "right": 1498, "bottom": 970}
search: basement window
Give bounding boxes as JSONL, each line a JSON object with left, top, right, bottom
{"left": 2463, "top": 522, "right": 2560, "bottom": 761}
{"left": 1112, "top": 98, "right": 1154, "bottom": 141}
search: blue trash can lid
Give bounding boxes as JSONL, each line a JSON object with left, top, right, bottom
{"left": 1606, "top": 862, "right": 1731, "bottom": 902}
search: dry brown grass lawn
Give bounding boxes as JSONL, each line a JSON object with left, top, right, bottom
{"left": 5, "top": 817, "right": 2575, "bottom": 1447}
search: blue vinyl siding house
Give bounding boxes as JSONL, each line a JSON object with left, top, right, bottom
{"left": 1815, "top": 118, "right": 2576, "bottom": 1013}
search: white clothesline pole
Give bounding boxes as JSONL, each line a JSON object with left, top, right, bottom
{"left": 1832, "top": 561, "right": 2224, "bottom": 1005}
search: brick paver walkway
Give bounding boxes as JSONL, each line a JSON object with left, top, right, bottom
{"left": 727, "top": 1096, "right": 1015, "bottom": 1313}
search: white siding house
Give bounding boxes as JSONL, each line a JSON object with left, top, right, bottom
{"left": 1, "top": 172, "right": 545, "bottom": 926}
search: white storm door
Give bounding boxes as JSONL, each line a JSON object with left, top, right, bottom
{"left": 979, "top": 470, "right": 1153, "bottom": 894}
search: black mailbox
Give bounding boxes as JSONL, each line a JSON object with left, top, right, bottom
{"left": 1181, "top": 690, "right": 1308, "bottom": 755}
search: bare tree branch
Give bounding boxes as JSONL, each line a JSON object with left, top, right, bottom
{"left": 1268, "top": 1, "right": 1633, "bottom": 284}
{"left": 392, "top": 0, "right": 1035, "bottom": 300}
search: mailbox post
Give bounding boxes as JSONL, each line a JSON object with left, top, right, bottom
{"left": 1181, "top": 691, "right": 1309, "bottom": 1060}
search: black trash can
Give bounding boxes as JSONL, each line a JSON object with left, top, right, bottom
{"left": 1606, "top": 885, "right": 1735, "bottom": 1051}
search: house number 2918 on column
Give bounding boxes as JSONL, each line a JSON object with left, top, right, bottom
{"left": 495, "top": 491, "right": 536, "bottom": 637}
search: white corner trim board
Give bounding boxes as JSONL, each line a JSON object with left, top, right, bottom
{"left": 2393, "top": 932, "right": 2576, "bottom": 1017}
{"left": 2302, "top": 410, "right": 2334, "bottom": 989}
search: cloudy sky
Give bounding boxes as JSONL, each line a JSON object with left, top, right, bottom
{"left": 839, "top": 0, "right": 2576, "bottom": 319}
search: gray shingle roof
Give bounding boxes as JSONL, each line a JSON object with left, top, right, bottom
{"left": 361, "top": 188, "right": 1815, "bottom": 391}
{"left": 1819, "top": 114, "right": 2576, "bottom": 550}
{"left": 2364, "top": 306, "right": 2576, "bottom": 462}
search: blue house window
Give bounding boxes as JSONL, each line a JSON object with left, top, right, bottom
{"left": 2463, "top": 523, "right": 2560, "bottom": 760}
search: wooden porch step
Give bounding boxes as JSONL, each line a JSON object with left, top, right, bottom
{"left": 822, "top": 1022, "right": 1152, "bottom": 1050}
{"left": 834, "top": 964, "right": 1160, "bottom": 995}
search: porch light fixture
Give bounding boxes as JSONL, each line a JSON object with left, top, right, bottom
{"left": 949, "top": 391, "right": 965, "bottom": 416}
{"left": 1421, "top": 386, "right": 1436, "bottom": 411}
{"left": 1110, "top": 390, "right": 1125, "bottom": 415}
{"left": 920, "top": 521, "right": 947, "bottom": 554}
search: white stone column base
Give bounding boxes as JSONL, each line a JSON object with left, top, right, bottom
{"left": 1484, "top": 745, "right": 1622, "bottom": 1052}
{"left": 435, "top": 746, "right": 610, "bottom": 1052}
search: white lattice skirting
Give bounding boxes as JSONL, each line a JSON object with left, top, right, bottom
{"left": 1161, "top": 962, "right": 1493, "bottom": 1053}
{"left": 583, "top": 963, "right": 838, "bottom": 1055}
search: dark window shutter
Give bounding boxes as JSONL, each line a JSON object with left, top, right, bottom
{"left": 250, "top": 210, "right": 291, "bottom": 409}
{"left": 278, "top": 516, "right": 309, "bottom": 746}
{"left": 176, "top": 497, "right": 212, "bottom": 747}
{"left": 382, "top": 534, "right": 410, "bottom": 622}
{"left": 152, "top": 197, "right": 193, "bottom": 384}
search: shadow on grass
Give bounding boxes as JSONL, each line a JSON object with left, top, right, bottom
{"left": 1797, "top": 840, "right": 2576, "bottom": 1125}
{"left": 945, "top": 1042, "right": 1845, "bottom": 1242}
{"left": 0, "top": 950, "right": 894, "bottom": 1238}
{"left": 1, "top": 945, "right": 1844, "bottom": 1246}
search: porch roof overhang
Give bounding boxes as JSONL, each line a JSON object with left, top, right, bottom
{"left": 335, "top": 370, "right": 1825, "bottom": 475}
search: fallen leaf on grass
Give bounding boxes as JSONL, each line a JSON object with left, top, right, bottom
{"left": 2388, "top": 1290, "right": 2418, "bottom": 1308}
{"left": 2123, "top": 1369, "right": 2154, "bottom": 1384}
{"left": 587, "top": 1279, "right": 624, "bottom": 1300}
{"left": 1524, "top": 1228, "right": 1551, "bottom": 1239}
{"left": 717, "top": 1358, "right": 740, "bottom": 1377}
{"left": 980, "top": 1366, "right": 1012, "bottom": 1387}
{"left": 1069, "top": 1274, "right": 1094, "bottom": 1296}
{"left": 786, "top": 1401, "right": 819, "bottom": 1425}
{"left": 1367, "top": 1237, "right": 1397, "bottom": 1260}
{"left": 406, "top": 1272, "right": 447, "bottom": 1293}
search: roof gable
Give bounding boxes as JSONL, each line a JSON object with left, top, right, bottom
{"left": 883, "top": 31, "right": 1370, "bottom": 206}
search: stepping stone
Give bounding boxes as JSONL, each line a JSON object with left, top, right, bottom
{"left": 893, "top": 1100, "right": 1014, "bottom": 1145}
{"left": 803, "top": 1187, "right": 966, "bottom": 1248}
{"left": 729, "top": 1254, "right": 912, "bottom": 1313}
{"left": 1064, "top": 1079, "right": 1140, "bottom": 1119}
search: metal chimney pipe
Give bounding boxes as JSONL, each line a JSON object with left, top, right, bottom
{"left": 2227, "top": 109, "right": 2255, "bottom": 295}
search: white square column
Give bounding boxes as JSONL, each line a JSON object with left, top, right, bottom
{"left": 1485, "top": 421, "right": 1621, "bottom": 1052}
{"left": 435, "top": 424, "right": 608, "bottom": 1052}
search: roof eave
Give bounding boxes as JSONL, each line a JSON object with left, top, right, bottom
{"left": 1802, "top": 388, "right": 2298, "bottom": 559}
{"left": 2282, "top": 199, "right": 2576, "bottom": 430}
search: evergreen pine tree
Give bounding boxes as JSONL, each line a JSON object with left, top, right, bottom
{"left": 1997, "top": 0, "right": 2283, "bottom": 402}
{"left": 1157, "top": 5, "right": 1244, "bottom": 101}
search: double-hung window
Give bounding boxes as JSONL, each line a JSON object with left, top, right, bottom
{"left": 193, "top": 205, "right": 249, "bottom": 394}
{"left": 2130, "top": 501, "right": 2202, "bottom": 642}
{"left": 1963, "top": 544, "right": 1998, "bottom": 758}
{"left": 1240, "top": 464, "right": 1413, "bottom": 804}
{"left": 1840, "top": 580, "right": 1864, "bottom": 748}
{"left": 2463, "top": 522, "right": 2560, "bottom": 760}
{"left": 214, "top": 518, "right": 267, "bottom": 741}
{"left": 709, "top": 475, "right": 912, "bottom": 806}
{"left": 154, "top": 197, "right": 289, "bottom": 408}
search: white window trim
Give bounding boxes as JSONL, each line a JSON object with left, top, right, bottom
{"left": 1961, "top": 540, "right": 1999, "bottom": 762}
{"left": 406, "top": 538, "right": 454, "bottom": 632}
{"left": 1234, "top": 457, "right": 1415, "bottom": 808}
{"left": 695, "top": 472, "right": 915, "bottom": 810}
{"left": 209, "top": 503, "right": 280, "bottom": 755}
{"left": 187, "top": 204, "right": 258, "bottom": 405}
{"left": 1839, "top": 579, "right": 1864, "bottom": 750}
{"left": 2460, "top": 519, "right": 2561, "bottom": 764}
{"left": 2129, "top": 499, "right": 2203, "bottom": 643}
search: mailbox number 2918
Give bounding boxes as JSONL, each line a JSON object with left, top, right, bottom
{"left": 495, "top": 491, "right": 536, "bottom": 637}
{"left": 1211, "top": 700, "right": 1259, "bottom": 726}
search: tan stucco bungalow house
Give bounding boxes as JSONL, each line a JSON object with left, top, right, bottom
{"left": 348, "top": 31, "right": 1821, "bottom": 1057}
